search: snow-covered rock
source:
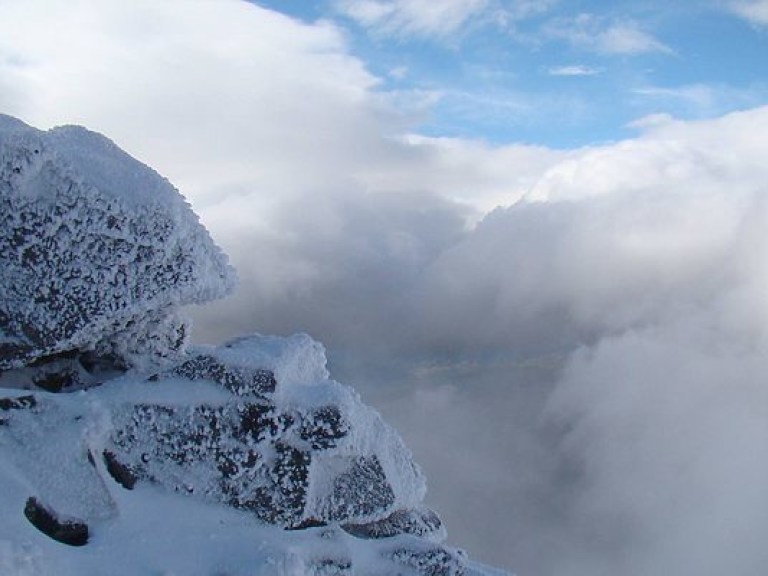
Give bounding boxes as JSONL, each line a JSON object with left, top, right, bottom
{"left": 0, "top": 115, "right": 235, "bottom": 370}
{"left": 0, "top": 334, "right": 492, "bottom": 575}
{"left": 107, "top": 333, "right": 427, "bottom": 528}
{"left": 0, "top": 116, "right": 508, "bottom": 575}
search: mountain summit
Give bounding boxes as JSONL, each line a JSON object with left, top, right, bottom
{"left": 0, "top": 116, "right": 507, "bottom": 575}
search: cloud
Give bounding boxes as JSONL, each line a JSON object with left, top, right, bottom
{"left": 333, "top": 0, "right": 491, "bottom": 39}
{"left": 195, "top": 106, "right": 768, "bottom": 573}
{"left": 545, "top": 14, "right": 672, "bottom": 55}
{"left": 730, "top": 0, "right": 768, "bottom": 25}
{"left": 401, "top": 106, "right": 768, "bottom": 573}
{"left": 633, "top": 83, "right": 768, "bottom": 118}
{"left": 334, "top": 0, "right": 559, "bottom": 41}
{"left": 547, "top": 65, "right": 602, "bottom": 77}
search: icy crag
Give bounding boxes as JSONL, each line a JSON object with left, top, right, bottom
{"left": 0, "top": 114, "right": 235, "bottom": 370}
{"left": 0, "top": 115, "right": 508, "bottom": 575}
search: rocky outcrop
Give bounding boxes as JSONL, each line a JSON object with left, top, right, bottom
{"left": 0, "top": 114, "right": 235, "bottom": 370}
{"left": 0, "top": 334, "right": 477, "bottom": 574}
{"left": 0, "top": 115, "right": 506, "bottom": 576}
{"left": 104, "top": 334, "right": 425, "bottom": 529}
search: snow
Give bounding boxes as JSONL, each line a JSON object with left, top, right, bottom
{"left": 0, "top": 114, "right": 236, "bottom": 369}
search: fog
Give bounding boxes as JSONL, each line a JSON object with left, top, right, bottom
{"left": 3, "top": 1, "right": 768, "bottom": 574}
{"left": 184, "top": 106, "right": 768, "bottom": 575}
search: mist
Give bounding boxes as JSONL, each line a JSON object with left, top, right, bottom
{"left": 3, "top": 1, "right": 768, "bottom": 573}
{"left": 184, "top": 106, "right": 768, "bottom": 575}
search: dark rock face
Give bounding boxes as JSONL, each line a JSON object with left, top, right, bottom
{"left": 23, "top": 497, "right": 89, "bottom": 547}
{"left": 0, "top": 348, "right": 127, "bottom": 393}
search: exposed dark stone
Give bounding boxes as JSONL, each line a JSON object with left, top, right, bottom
{"left": 23, "top": 497, "right": 89, "bottom": 547}
{"left": 287, "top": 518, "right": 327, "bottom": 531}
{"left": 170, "top": 355, "right": 276, "bottom": 397}
{"left": 389, "top": 546, "right": 466, "bottom": 576}
{"left": 32, "top": 365, "right": 83, "bottom": 392}
{"left": 78, "top": 350, "right": 125, "bottom": 375}
{"left": 272, "top": 442, "right": 312, "bottom": 527}
{"left": 28, "top": 348, "right": 80, "bottom": 367}
{"left": 103, "top": 450, "right": 137, "bottom": 490}
{"left": 342, "top": 507, "right": 443, "bottom": 540}
{"left": 238, "top": 402, "right": 278, "bottom": 440}
{"left": 300, "top": 405, "right": 349, "bottom": 449}
{"left": 0, "top": 395, "right": 37, "bottom": 411}
{"left": 311, "top": 557, "right": 353, "bottom": 575}
{"left": 0, "top": 395, "right": 37, "bottom": 426}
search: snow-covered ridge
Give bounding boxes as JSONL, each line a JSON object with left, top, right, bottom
{"left": 0, "top": 115, "right": 508, "bottom": 575}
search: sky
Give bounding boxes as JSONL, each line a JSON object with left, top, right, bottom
{"left": 257, "top": 0, "right": 768, "bottom": 147}
{"left": 2, "top": 1, "right": 768, "bottom": 575}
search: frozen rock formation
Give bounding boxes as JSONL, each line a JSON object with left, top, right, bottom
{"left": 0, "top": 116, "right": 507, "bottom": 576}
{"left": 0, "top": 114, "right": 235, "bottom": 370}
{"left": 108, "top": 333, "right": 427, "bottom": 529}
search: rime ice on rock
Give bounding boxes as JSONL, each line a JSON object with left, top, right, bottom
{"left": 0, "top": 333, "right": 485, "bottom": 575}
{"left": 0, "top": 115, "right": 235, "bottom": 369}
{"left": 0, "top": 116, "right": 507, "bottom": 575}
{"left": 107, "top": 334, "right": 427, "bottom": 528}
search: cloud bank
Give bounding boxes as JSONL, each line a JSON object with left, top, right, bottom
{"left": 192, "top": 106, "right": 768, "bottom": 575}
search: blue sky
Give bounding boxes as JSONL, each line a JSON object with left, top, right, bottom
{"left": 252, "top": 0, "right": 768, "bottom": 147}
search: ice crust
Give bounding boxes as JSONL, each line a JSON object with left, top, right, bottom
{"left": 0, "top": 115, "right": 236, "bottom": 369}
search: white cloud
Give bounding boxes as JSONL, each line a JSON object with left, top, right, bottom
{"left": 635, "top": 84, "right": 720, "bottom": 109}
{"left": 403, "top": 106, "right": 768, "bottom": 572}
{"left": 334, "top": 0, "right": 559, "bottom": 40}
{"left": 730, "top": 0, "right": 768, "bottom": 25}
{"left": 334, "top": 0, "right": 491, "bottom": 39}
{"left": 633, "top": 83, "right": 768, "bottom": 117}
{"left": 0, "top": 0, "right": 561, "bottom": 232}
{"left": 194, "top": 105, "right": 768, "bottom": 572}
{"left": 388, "top": 65, "right": 409, "bottom": 80}
{"left": 598, "top": 22, "right": 671, "bottom": 54}
{"left": 548, "top": 65, "right": 601, "bottom": 76}
{"left": 545, "top": 14, "right": 672, "bottom": 55}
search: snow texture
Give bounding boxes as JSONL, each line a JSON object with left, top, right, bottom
{"left": 0, "top": 115, "right": 236, "bottom": 369}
